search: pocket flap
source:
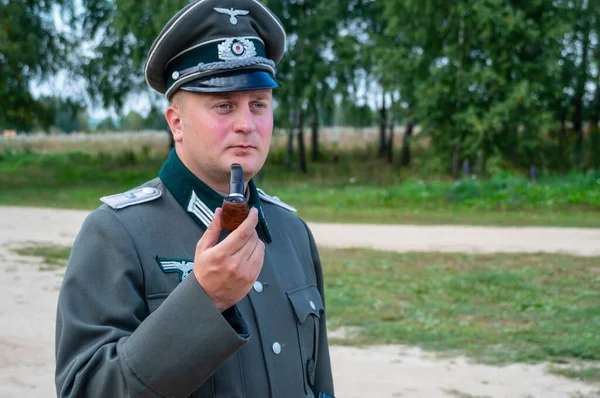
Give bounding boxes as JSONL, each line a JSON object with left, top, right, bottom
{"left": 147, "top": 293, "right": 169, "bottom": 313}
{"left": 287, "top": 285, "right": 324, "bottom": 323}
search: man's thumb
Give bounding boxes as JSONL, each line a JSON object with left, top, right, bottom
{"left": 196, "top": 207, "right": 223, "bottom": 252}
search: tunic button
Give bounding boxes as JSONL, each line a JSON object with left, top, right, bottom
{"left": 310, "top": 300, "right": 316, "bottom": 311}
{"left": 142, "top": 187, "right": 155, "bottom": 194}
{"left": 253, "top": 281, "right": 263, "bottom": 293}
{"left": 272, "top": 342, "right": 281, "bottom": 354}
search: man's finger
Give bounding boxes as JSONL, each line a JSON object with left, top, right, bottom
{"left": 231, "top": 229, "right": 260, "bottom": 262}
{"left": 196, "top": 207, "right": 224, "bottom": 252}
{"left": 219, "top": 207, "right": 259, "bottom": 254}
{"left": 248, "top": 239, "right": 265, "bottom": 279}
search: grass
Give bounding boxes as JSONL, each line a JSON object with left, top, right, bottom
{"left": 260, "top": 184, "right": 600, "bottom": 227}
{"left": 319, "top": 248, "right": 600, "bottom": 366}
{"left": 569, "top": 392, "right": 600, "bottom": 398}
{"left": 16, "top": 241, "right": 600, "bottom": 371}
{"left": 1, "top": 148, "right": 599, "bottom": 226}
{"left": 549, "top": 366, "right": 600, "bottom": 383}
{"left": 443, "top": 390, "right": 491, "bottom": 398}
{"left": 12, "top": 243, "right": 71, "bottom": 270}
{"left": 0, "top": 150, "right": 162, "bottom": 209}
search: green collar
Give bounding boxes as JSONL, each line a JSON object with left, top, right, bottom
{"left": 159, "top": 149, "right": 272, "bottom": 244}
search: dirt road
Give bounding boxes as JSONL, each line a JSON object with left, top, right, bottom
{"left": 1, "top": 206, "right": 599, "bottom": 397}
{"left": 3, "top": 205, "right": 600, "bottom": 255}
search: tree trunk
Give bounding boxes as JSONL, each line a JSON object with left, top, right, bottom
{"left": 386, "top": 107, "right": 395, "bottom": 164}
{"left": 378, "top": 91, "right": 387, "bottom": 157}
{"left": 452, "top": 141, "right": 462, "bottom": 179}
{"left": 451, "top": 14, "right": 465, "bottom": 179}
{"left": 556, "top": 104, "right": 568, "bottom": 171}
{"left": 590, "top": 0, "right": 599, "bottom": 130}
{"left": 311, "top": 103, "right": 319, "bottom": 161}
{"left": 559, "top": 104, "right": 567, "bottom": 137}
{"left": 401, "top": 120, "right": 414, "bottom": 167}
{"left": 592, "top": 81, "right": 600, "bottom": 130}
{"left": 285, "top": 116, "right": 294, "bottom": 169}
{"left": 476, "top": 149, "right": 484, "bottom": 176}
{"left": 573, "top": 4, "right": 591, "bottom": 168}
{"left": 296, "top": 108, "right": 307, "bottom": 173}
{"left": 574, "top": 98, "right": 584, "bottom": 167}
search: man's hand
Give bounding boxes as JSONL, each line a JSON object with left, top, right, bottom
{"left": 193, "top": 207, "right": 265, "bottom": 312}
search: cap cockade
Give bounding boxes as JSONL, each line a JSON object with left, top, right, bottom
{"left": 144, "top": 0, "right": 286, "bottom": 100}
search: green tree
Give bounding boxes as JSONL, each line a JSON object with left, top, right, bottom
{"left": 379, "top": 0, "right": 565, "bottom": 175}
{"left": 78, "top": 0, "right": 188, "bottom": 109}
{"left": 96, "top": 117, "right": 118, "bottom": 131}
{"left": 564, "top": 0, "right": 596, "bottom": 167}
{"left": 369, "top": 0, "right": 438, "bottom": 165}
{"left": 0, "top": 1, "right": 74, "bottom": 131}
{"left": 592, "top": 3, "right": 600, "bottom": 131}
{"left": 334, "top": 97, "right": 375, "bottom": 127}
{"left": 268, "top": 0, "right": 341, "bottom": 170}
{"left": 143, "top": 107, "right": 169, "bottom": 131}
{"left": 49, "top": 98, "right": 89, "bottom": 133}
{"left": 74, "top": 0, "right": 598, "bottom": 175}
{"left": 120, "top": 110, "right": 145, "bottom": 131}
{"left": 333, "top": 0, "right": 390, "bottom": 158}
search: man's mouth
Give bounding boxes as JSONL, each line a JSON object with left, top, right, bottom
{"left": 230, "top": 145, "right": 255, "bottom": 149}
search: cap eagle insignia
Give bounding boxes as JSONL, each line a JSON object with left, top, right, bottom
{"left": 214, "top": 7, "right": 250, "bottom": 25}
{"left": 156, "top": 258, "right": 194, "bottom": 282}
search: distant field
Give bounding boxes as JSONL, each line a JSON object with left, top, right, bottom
{"left": 1, "top": 143, "right": 598, "bottom": 227}
{"left": 0, "top": 127, "right": 410, "bottom": 154}
{"left": 0, "top": 130, "right": 172, "bottom": 154}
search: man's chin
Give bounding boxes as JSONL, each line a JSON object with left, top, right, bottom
{"left": 222, "top": 158, "right": 263, "bottom": 178}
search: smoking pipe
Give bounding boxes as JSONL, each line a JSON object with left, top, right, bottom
{"left": 221, "top": 163, "right": 250, "bottom": 232}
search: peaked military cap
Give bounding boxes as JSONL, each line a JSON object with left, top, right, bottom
{"left": 145, "top": 0, "right": 286, "bottom": 100}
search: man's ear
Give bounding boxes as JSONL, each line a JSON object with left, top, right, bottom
{"left": 165, "top": 102, "right": 184, "bottom": 143}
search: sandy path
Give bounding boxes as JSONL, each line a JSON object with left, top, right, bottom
{"left": 2, "top": 206, "right": 600, "bottom": 256}
{"left": 311, "top": 224, "right": 600, "bottom": 257}
{"left": 0, "top": 206, "right": 599, "bottom": 397}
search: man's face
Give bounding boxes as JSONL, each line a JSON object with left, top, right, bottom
{"left": 167, "top": 89, "right": 273, "bottom": 191}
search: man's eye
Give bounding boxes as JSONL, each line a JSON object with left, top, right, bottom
{"left": 216, "top": 104, "right": 232, "bottom": 110}
{"left": 252, "top": 103, "right": 267, "bottom": 109}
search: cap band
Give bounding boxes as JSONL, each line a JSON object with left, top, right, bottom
{"left": 166, "top": 37, "right": 268, "bottom": 92}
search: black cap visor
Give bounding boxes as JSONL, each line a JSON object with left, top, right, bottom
{"left": 180, "top": 70, "right": 279, "bottom": 93}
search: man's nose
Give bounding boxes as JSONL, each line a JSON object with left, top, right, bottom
{"left": 233, "top": 105, "right": 255, "bottom": 134}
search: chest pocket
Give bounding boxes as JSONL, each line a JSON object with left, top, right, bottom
{"left": 287, "top": 284, "right": 324, "bottom": 395}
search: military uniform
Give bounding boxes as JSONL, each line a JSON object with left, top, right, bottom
{"left": 55, "top": 0, "right": 335, "bottom": 396}
{"left": 55, "top": 151, "right": 334, "bottom": 397}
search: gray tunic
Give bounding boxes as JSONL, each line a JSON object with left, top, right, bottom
{"left": 55, "top": 174, "right": 334, "bottom": 397}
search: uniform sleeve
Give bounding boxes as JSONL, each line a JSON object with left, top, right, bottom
{"left": 300, "top": 220, "right": 336, "bottom": 397}
{"left": 55, "top": 209, "right": 249, "bottom": 398}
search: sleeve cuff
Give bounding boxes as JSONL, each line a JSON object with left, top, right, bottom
{"left": 222, "top": 306, "right": 250, "bottom": 338}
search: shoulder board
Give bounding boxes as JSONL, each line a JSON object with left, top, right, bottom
{"left": 100, "top": 186, "right": 162, "bottom": 210}
{"left": 257, "top": 188, "right": 297, "bottom": 213}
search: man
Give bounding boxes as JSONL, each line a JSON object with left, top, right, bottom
{"left": 54, "top": 0, "right": 335, "bottom": 397}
